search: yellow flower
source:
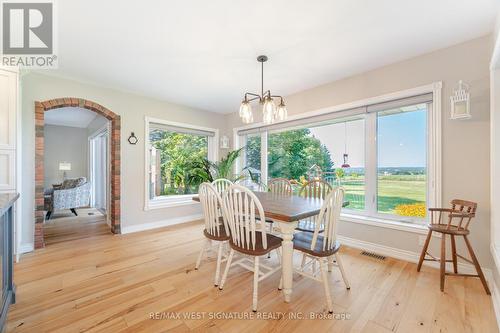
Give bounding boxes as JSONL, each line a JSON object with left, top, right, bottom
{"left": 395, "top": 203, "right": 426, "bottom": 218}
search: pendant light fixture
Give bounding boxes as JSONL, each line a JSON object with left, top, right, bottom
{"left": 239, "top": 55, "right": 287, "bottom": 124}
{"left": 341, "top": 122, "right": 351, "bottom": 168}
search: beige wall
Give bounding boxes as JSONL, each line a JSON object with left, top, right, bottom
{"left": 44, "top": 124, "right": 88, "bottom": 187}
{"left": 20, "top": 35, "right": 494, "bottom": 270}
{"left": 87, "top": 114, "right": 108, "bottom": 136}
{"left": 226, "top": 35, "right": 494, "bottom": 268}
{"left": 21, "top": 72, "right": 228, "bottom": 248}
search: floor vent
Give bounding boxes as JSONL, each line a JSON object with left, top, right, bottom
{"left": 361, "top": 250, "right": 386, "bottom": 260}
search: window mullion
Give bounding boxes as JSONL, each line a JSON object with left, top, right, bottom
{"left": 261, "top": 131, "right": 268, "bottom": 186}
{"left": 365, "top": 113, "right": 377, "bottom": 215}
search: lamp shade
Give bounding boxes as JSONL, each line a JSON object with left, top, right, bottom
{"left": 59, "top": 162, "right": 72, "bottom": 171}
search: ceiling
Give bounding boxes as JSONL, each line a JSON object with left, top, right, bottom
{"left": 41, "top": 0, "right": 499, "bottom": 114}
{"left": 45, "top": 107, "right": 98, "bottom": 128}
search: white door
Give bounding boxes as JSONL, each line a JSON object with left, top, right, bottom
{"left": 90, "top": 129, "right": 109, "bottom": 217}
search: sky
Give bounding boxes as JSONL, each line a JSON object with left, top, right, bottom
{"left": 309, "top": 109, "right": 427, "bottom": 168}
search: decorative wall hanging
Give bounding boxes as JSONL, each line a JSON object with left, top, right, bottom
{"left": 128, "top": 132, "right": 138, "bottom": 144}
{"left": 220, "top": 135, "right": 230, "bottom": 149}
{"left": 450, "top": 80, "right": 471, "bottom": 120}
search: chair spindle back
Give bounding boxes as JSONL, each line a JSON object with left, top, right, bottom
{"left": 299, "top": 179, "right": 332, "bottom": 199}
{"left": 222, "top": 184, "right": 268, "bottom": 251}
{"left": 212, "top": 178, "right": 233, "bottom": 194}
{"left": 199, "top": 183, "right": 226, "bottom": 237}
{"left": 311, "top": 187, "right": 345, "bottom": 252}
{"left": 429, "top": 199, "right": 477, "bottom": 231}
{"left": 268, "top": 178, "right": 292, "bottom": 195}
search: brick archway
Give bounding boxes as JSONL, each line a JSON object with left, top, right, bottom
{"left": 35, "top": 98, "right": 121, "bottom": 249}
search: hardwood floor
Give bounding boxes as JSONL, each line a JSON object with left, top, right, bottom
{"left": 8, "top": 220, "right": 498, "bottom": 332}
{"left": 43, "top": 208, "right": 111, "bottom": 246}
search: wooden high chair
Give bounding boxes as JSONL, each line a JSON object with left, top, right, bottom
{"left": 417, "top": 199, "right": 490, "bottom": 295}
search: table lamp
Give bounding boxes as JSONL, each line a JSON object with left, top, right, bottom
{"left": 59, "top": 162, "right": 71, "bottom": 180}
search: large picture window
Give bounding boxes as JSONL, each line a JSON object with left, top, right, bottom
{"left": 377, "top": 105, "right": 427, "bottom": 218}
{"left": 236, "top": 87, "right": 440, "bottom": 225}
{"left": 266, "top": 119, "right": 365, "bottom": 210}
{"left": 145, "top": 118, "right": 217, "bottom": 209}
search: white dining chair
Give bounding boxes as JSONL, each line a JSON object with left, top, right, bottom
{"left": 218, "top": 184, "right": 283, "bottom": 312}
{"left": 289, "top": 187, "right": 350, "bottom": 313}
{"left": 195, "top": 182, "right": 230, "bottom": 287}
{"left": 268, "top": 178, "right": 293, "bottom": 195}
{"left": 212, "top": 178, "right": 233, "bottom": 194}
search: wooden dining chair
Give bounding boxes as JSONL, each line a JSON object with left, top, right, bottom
{"left": 194, "top": 183, "right": 230, "bottom": 287}
{"left": 296, "top": 179, "right": 332, "bottom": 233}
{"left": 290, "top": 187, "right": 350, "bottom": 313}
{"left": 417, "top": 199, "right": 490, "bottom": 295}
{"left": 268, "top": 178, "right": 293, "bottom": 195}
{"left": 218, "top": 184, "right": 283, "bottom": 312}
{"left": 212, "top": 178, "right": 233, "bottom": 194}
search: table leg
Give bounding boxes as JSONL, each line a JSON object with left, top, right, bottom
{"left": 276, "top": 220, "right": 298, "bottom": 303}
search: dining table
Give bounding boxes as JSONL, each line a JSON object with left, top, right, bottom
{"left": 193, "top": 191, "right": 349, "bottom": 303}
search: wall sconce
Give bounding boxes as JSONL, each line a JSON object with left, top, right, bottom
{"left": 450, "top": 80, "right": 471, "bottom": 120}
{"left": 220, "top": 135, "right": 230, "bottom": 149}
{"left": 128, "top": 132, "right": 138, "bottom": 145}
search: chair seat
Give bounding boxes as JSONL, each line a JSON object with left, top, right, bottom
{"left": 293, "top": 232, "right": 340, "bottom": 257}
{"left": 229, "top": 232, "right": 282, "bottom": 256}
{"left": 428, "top": 223, "right": 470, "bottom": 235}
{"left": 296, "top": 220, "right": 324, "bottom": 233}
{"left": 203, "top": 227, "right": 230, "bottom": 241}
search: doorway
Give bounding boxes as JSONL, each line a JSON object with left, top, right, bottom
{"left": 89, "top": 126, "right": 109, "bottom": 218}
{"left": 34, "top": 98, "right": 121, "bottom": 249}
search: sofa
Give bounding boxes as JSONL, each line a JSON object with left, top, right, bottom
{"left": 44, "top": 177, "right": 91, "bottom": 220}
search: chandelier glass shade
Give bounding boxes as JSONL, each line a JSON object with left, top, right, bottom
{"left": 239, "top": 55, "right": 287, "bottom": 124}
{"left": 239, "top": 100, "right": 253, "bottom": 124}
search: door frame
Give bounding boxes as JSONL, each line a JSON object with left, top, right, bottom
{"left": 88, "top": 122, "right": 111, "bottom": 226}
{"left": 34, "top": 98, "right": 121, "bottom": 249}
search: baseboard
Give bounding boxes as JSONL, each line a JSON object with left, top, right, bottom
{"left": 17, "top": 243, "right": 34, "bottom": 254}
{"left": 121, "top": 214, "right": 203, "bottom": 234}
{"left": 337, "top": 235, "right": 493, "bottom": 284}
{"left": 492, "top": 278, "right": 500, "bottom": 331}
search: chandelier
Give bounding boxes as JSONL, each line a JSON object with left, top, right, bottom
{"left": 239, "top": 55, "right": 287, "bottom": 124}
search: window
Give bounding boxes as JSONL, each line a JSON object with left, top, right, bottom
{"left": 237, "top": 86, "right": 440, "bottom": 226}
{"left": 265, "top": 119, "right": 365, "bottom": 210}
{"left": 145, "top": 118, "right": 217, "bottom": 209}
{"left": 244, "top": 133, "right": 262, "bottom": 183}
{"left": 377, "top": 105, "right": 427, "bottom": 218}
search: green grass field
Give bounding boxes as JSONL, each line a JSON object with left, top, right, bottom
{"left": 340, "top": 175, "right": 426, "bottom": 216}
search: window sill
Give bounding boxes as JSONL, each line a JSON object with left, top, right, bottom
{"left": 145, "top": 195, "right": 199, "bottom": 210}
{"left": 340, "top": 213, "right": 430, "bottom": 235}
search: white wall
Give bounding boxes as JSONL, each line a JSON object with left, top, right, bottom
{"left": 227, "top": 34, "right": 494, "bottom": 268}
{"left": 20, "top": 72, "right": 228, "bottom": 249}
{"left": 44, "top": 124, "right": 88, "bottom": 187}
{"left": 87, "top": 114, "right": 108, "bottom": 136}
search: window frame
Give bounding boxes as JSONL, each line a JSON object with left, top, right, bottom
{"left": 233, "top": 82, "right": 442, "bottom": 232}
{"left": 144, "top": 117, "right": 219, "bottom": 210}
